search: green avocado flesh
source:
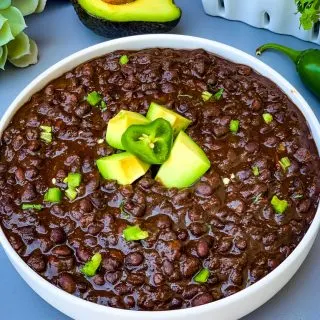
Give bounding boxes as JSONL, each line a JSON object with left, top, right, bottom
{"left": 96, "top": 152, "right": 150, "bottom": 185}
{"left": 106, "top": 110, "right": 149, "bottom": 150}
{"left": 156, "top": 131, "right": 211, "bottom": 188}
{"left": 146, "top": 102, "right": 191, "bottom": 136}
{"left": 77, "top": 0, "right": 181, "bottom": 22}
{"left": 71, "top": 0, "right": 181, "bottom": 38}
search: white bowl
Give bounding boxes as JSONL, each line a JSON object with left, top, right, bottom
{"left": 0, "top": 34, "right": 319, "bottom": 320}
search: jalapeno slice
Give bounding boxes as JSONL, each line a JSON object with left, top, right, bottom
{"left": 121, "top": 118, "right": 173, "bottom": 165}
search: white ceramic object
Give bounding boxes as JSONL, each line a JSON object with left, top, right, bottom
{"left": 0, "top": 34, "right": 320, "bottom": 320}
{"left": 202, "top": 0, "right": 320, "bottom": 44}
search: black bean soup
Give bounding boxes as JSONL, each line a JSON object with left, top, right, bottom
{"left": 0, "top": 48, "right": 319, "bottom": 310}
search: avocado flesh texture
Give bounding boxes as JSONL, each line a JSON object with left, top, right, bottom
{"left": 97, "top": 152, "right": 150, "bottom": 185}
{"left": 156, "top": 131, "right": 211, "bottom": 188}
{"left": 106, "top": 110, "right": 149, "bottom": 150}
{"left": 77, "top": 0, "right": 181, "bottom": 22}
{"left": 147, "top": 102, "right": 191, "bottom": 136}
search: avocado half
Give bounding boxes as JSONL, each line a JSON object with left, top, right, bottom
{"left": 71, "top": 0, "right": 182, "bottom": 38}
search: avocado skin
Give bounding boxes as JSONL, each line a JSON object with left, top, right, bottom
{"left": 71, "top": 0, "right": 181, "bottom": 38}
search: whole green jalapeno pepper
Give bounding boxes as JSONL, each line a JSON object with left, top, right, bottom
{"left": 121, "top": 118, "right": 173, "bottom": 165}
{"left": 256, "top": 43, "right": 320, "bottom": 99}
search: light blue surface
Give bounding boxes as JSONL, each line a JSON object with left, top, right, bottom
{"left": 0, "top": 1, "right": 319, "bottom": 319}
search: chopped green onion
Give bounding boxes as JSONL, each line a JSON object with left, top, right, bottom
{"left": 40, "top": 132, "right": 52, "bottom": 143}
{"left": 86, "top": 91, "right": 102, "bottom": 106}
{"left": 279, "top": 157, "right": 291, "bottom": 172}
{"left": 271, "top": 195, "right": 288, "bottom": 214}
{"left": 65, "top": 188, "right": 77, "bottom": 201}
{"left": 100, "top": 100, "right": 107, "bottom": 111}
{"left": 201, "top": 91, "right": 212, "bottom": 102}
{"left": 194, "top": 268, "right": 210, "bottom": 283}
{"left": 81, "top": 253, "right": 102, "bottom": 277}
{"left": 293, "top": 194, "right": 303, "bottom": 199}
{"left": 252, "top": 166, "right": 260, "bottom": 176}
{"left": 263, "top": 113, "right": 273, "bottom": 124}
{"left": 119, "top": 55, "right": 129, "bottom": 65}
{"left": 40, "top": 125, "right": 52, "bottom": 133}
{"left": 213, "top": 88, "right": 224, "bottom": 100}
{"left": 21, "top": 204, "right": 43, "bottom": 211}
{"left": 44, "top": 187, "right": 62, "bottom": 203}
{"left": 40, "top": 125, "right": 53, "bottom": 143}
{"left": 64, "top": 172, "right": 82, "bottom": 188}
{"left": 123, "top": 225, "right": 148, "bottom": 241}
{"left": 230, "top": 119, "right": 240, "bottom": 133}
{"left": 64, "top": 173, "right": 81, "bottom": 201}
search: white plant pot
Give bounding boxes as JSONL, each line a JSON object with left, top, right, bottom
{"left": 202, "top": 0, "right": 320, "bottom": 44}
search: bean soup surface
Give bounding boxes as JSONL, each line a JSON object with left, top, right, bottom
{"left": 0, "top": 48, "right": 319, "bottom": 310}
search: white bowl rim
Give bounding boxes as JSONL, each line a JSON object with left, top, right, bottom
{"left": 0, "top": 34, "right": 319, "bottom": 318}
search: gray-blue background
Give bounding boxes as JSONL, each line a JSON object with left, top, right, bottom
{"left": 0, "top": 1, "right": 319, "bottom": 319}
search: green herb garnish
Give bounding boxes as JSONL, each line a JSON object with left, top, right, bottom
{"left": 295, "top": 0, "right": 320, "bottom": 30}
{"left": 64, "top": 172, "right": 81, "bottom": 201}
{"left": 86, "top": 91, "right": 102, "bottom": 106}
{"left": 213, "top": 88, "right": 224, "bottom": 100}
{"left": 100, "top": 100, "right": 107, "bottom": 111}
{"left": 263, "top": 113, "right": 273, "bottom": 124}
{"left": 40, "top": 125, "right": 52, "bottom": 143}
{"left": 119, "top": 55, "right": 129, "bottom": 65}
{"left": 293, "top": 194, "right": 304, "bottom": 199}
{"left": 21, "top": 204, "right": 43, "bottom": 211}
{"left": 230, "top": 119, "right": 240, "bottom": 133}
{"left": 271, "top": 195, "right": 288, "bottom": 214}
{"left": 123, "top": 225, "right": 148, "bottom": 241}
{"left": 201, "top": 91, "right": 212, "bottom": 102}
{"left": 81, "top": 253, "right": 102, "bottom": 277}
{"left": 44, "top": 187, "right": 62, "bottom": 203}
{"left": 64, "top": 173, "right": 82, "bottom": 188}
{"left": 194, "top": 268, "right": 210, "bottom": 283}
{"left": 252, "top": 166, "right": 260, "bottom": 176}
{"left": 279, "top": 157, "right": 291, "bottom": 172}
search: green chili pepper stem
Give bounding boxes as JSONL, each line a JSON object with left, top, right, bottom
{"left": 256, "top": 43, "right": 301, "bottom": 64}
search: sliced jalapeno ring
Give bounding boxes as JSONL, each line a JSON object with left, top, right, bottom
{"left": 121, "top": 118, "right": 173, "bottom": 164}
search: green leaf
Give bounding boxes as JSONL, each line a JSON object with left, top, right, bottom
{"left": 0, "top": 0, "right": 11, "bottom": 10}
{"left": 201, "top": 91, "right": 212, "bottom": 102}
{"left": 7, "top": 31, "right": 30, "bottom": 59}
{"left": 9, "top": 38, "right": 38, "bottom": 67}
{"left": 279, "top": 157, "right": 291, "bottom": 172}
{"left": 262, "top": 113, "right": 273, "bottom": 124}
{"left": 252, "top": 166, "right": 260, "bottom": 176}
{"left": 11, "top": 0, "right": 39, "bottom": 16}
{"left": 86, "top": 91, "right": 102, "bottom": 106}
{"left": 35, "top": 0, "right": 47, "bottom": 13}
{"left": 295, "top": 0, "right": 320, "bottom": 30}
{"left": 230, "top": 119, "right": 240, "bottom": 133}
{"left": 0, "top": 14, "right": 14, "bottom": 47}
{"left": 213, "top": 88, "right": 224, "bottom": 100}
{"left": 81, "top": 253, "right": 102, "bottom": 277}
{"left": 0, "top": 6, "right": 26, "bottom": 37}
{"left": 194, "top": 268, "right": 210, "bottom": 283}
{"left": 119, "top": 55, "right": 129, "bottom": 65}
{"left": 0, "top": 45, "right": 8, "bottom": 70}
{"left": 22, "top": 203, "right": 43, "bottom": 210}
{"left": 123, "top": 225, "right": 149, "bottom": 241}
{"left": 271, "top": 195, "right": 288, "bottom": 214}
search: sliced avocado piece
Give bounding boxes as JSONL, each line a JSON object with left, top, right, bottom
{"left": 146, "top": 102, "right": 191, "bottom": 136}
{"left": 97, "top": 152, "right": 150, "bottom": 185}
{"left": 106, "top": 110, "right": 149, "bottom": 150}
{"left": 71, "top": 0, "right": 181, "bottom": 38}
{"left": 156, "top": 131, "right": 211, "bottom": 188}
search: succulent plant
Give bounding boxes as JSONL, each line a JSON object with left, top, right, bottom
{"left": 0, "top": 0, "right": 47, "bottom": 70}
